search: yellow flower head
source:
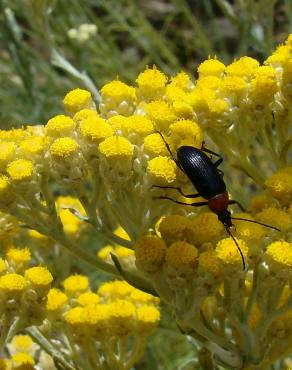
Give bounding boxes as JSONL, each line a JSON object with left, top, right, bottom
{"left": 7, "top": 159, "right": 34, "bottom": 183}
{"left": 108, "top": 299, "right": 136, "bottom": 335}
{"left": 196, "top": 76, "right": 221, "bottom": 90}
{"left": 136, "top": 66, "right": 167, "bottom": 100}
{"left": 190, "top": 212, "right": 224, "bottom": 246}
{"left": 100, "top": 80, "right": 136, "bottom": 107}
{"left": 172, "top": 101, "right": 193, "bottom": 118}
{"left": 197, "top": 58, "right": 225, "bottom": 77}
{"left": 265, "top": 44, "right": 290, "bottom": 66}
{"left": 46, "top": 288, "right": 68, "bottom": 311}
{"left": 115, "top": 246, "right": 134, "bottom": 258}
{"left": 220, "top": 76, "right": 247, "bottom": 104}
{"left": 130, "top": 289, "right": 159, "bottom": 305}
{"left": 256, "top": 207, "right": 291, "bottom": 232}
{"left": 186, "top": 89, "right": 215, "bottom": 112}
{"left": 249, "top": 193, "right": 277, "bottom": 213}
{"left": 198, "top": 249, "right": 221, "bottom": 276}
{"left": 0, "top": 176, "right": 15, "bottom": 206}
{"left": 50, "top": 137, "right": 79, "bottom": 159}
{"left": 77, "top": 292, "right": 100, "bottom": 306}
{"left": 158, "top": 215, "right": 193, "bottom": 245}
{"left": 147, "top": 156, "right": 177, "bottom": 185}
{"left": 135, "top": 235, "right": 167, "bottom": 272}
{"left": 216, "top": 237, "right": 248, "bottom": 265}
{"left": 19, "top": 136, "right": 48, "bottom": 160}
{"left": 63, "top": 88, "right": 93, "bottom": 115}
{"left": 250, "top": 66, "right": 277, "bottom": 105}
{"left": 0, "top": 273, "right": 27, "bottom": 292}
{"left": 63, "top": 274, "right": 89, "bottom": 296}
{"left": 143, "top": 133, "right": 170, "bottom": 157}
{"left": 6, "top": 247, "right": 31, "bottom": 267}
{"left": 265, "top": 168, "right": 292, "bottom": 205}
{"left": 0, "top": 142, "right": 16, "bottom": 169}
{"left": 58, "top": 210, "right": 82, "bottom": 236}
{"left": 266, "top": 241, "right": 292, "bottom": 268}
{"left": 107, "top": 115, "right": 127, "bottom": 132}
{"left": 165, "top": 85, "right": 187, "bottom": 103}
{"left": 232, "top": 213, "right": 266, "bottom": 242}
{"left": 73, "top": 108, "right": 99, "bottom": 125}
{"left": 166, "top": 241, "right": 198, "bottom": 270}
{"left": 170, "top": 119, "right": 203, "bottom": 148}
{"left": 136, "top": 305, "right": 160, "bottom": 333}
{"left": 9, "top": 335, "right": 35, "bottom": 355}
{"left": 99, "top": 136, "right": 133, "bottom": 159}
{"left": 98, "top": 281, "right": 134, "bottom": 300}
{"left": 11, "top": 352, "right": 35, "bottom": 370}
{"left": 226, "top": 56, "right": 259, "bottom": 79}
{"left": 64, "top": 306, "right": 85, "bottom": 326}
{"left": 25, "top": 266, "right": 53, "bottom": 288}
{"left": 79, "top": 117, "right": 114, "bottom": 143}
{"left": 170, "top": 71, "right": 192, "bottom": 90}
{"left": 146, "top": 100, "right": 177, "bottom": 130}
{"left": 46, "top": 115, "right": 76, "bottom": 137}
{"left": 82, "top": 303, "right": 110, "bottom": 328}
{"left": 121, "top": 115, "right": 154, "bottom": 137}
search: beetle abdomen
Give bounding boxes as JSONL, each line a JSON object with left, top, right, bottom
{"left": 177, "top": 146, "right": 226, "bottom": 199}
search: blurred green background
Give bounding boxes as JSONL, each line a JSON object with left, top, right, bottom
{"left": 1, "top": 0, "right": 291, "bottom": 127}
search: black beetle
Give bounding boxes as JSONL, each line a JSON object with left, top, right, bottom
{"left": 153, "top": 132, "right": 280, "bottom": 270}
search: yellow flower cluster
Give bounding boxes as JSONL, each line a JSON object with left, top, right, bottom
{"left": 45, "top": 277, "right": 159, "bottom": 369}
{"left": 1, "top": 34, "right": 292, "bottom": 370}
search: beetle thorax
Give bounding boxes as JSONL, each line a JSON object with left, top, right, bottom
{"left": 207, "top": 191, "right": 229, "bottom": 214}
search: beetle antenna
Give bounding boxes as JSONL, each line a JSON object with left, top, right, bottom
{"left": 225, "top": 227, "right": 246, "bottom": 270}
{"left": 231, "top": 217, "right": 280, "bottom": 232}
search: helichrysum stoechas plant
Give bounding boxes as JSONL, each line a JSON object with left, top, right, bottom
{"left": 3, "top": 33, "right": 292, "bottom": 369}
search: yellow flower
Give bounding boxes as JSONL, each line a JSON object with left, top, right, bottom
{"left": 97, "top": 245, "right": 114, "bottom": 260}
{"left": 256, "top": 207, "right": 291, "bottom": 232}
{"left": 190, "top": 212, "right": 224, "bottom": 246}
{"left": 158, "top": 215, "right": 193, "bottom": 245}
{"left": 226, "top": 56, "right": 259, "bottom": 79}
{"left": 11, "top": 352, "right": 35, "bottom": 370}
{"left": 165, "top": 241, "right": 198, "bottom": 270}
{"left": 146, "top": 100, "right": 177, "bottom": 130}
{"left": 63, "top": 88, "right": 93, "bottom": 115}
{"left": 216, "top": 237, "right": 248, "bottom": 265}
{"left": 0, "top": 176, "right": 15, "bottom": 206}
{"left": 7, "top": 159, "right": 34, "bottom": 183}
{"left": 99, "top": 136, "right": 133, "bottom": 159}
{"left": 135, "top": 235, "right": 167, "bottom": 272}
{"left": 77, "top": 292, "right": 100, "bottom": 306}
{"left": 136, "top": 305, "right": 160, "bottom": 333}
{"left": 265, "top": 168, "right": 292, "bottom": 205}
{"left": 6, "top": 247, "right": 31, "bottom": 268}
{"left": 197, "top": 58, "right": 225, "bottom": 77}
{"left": 136, "top": 66, "right": 167, "bottom": 100}
{"left": 250, "top": 66, "right": 277, "bottom": 105}
{"left": 121, "top": 115, "right": 154, "bottom": 137}
{"left": 107, "top": 299, "right": 136, "bottom": 335}
{"left": 170, "top": 119, "right": 203, "bottom": 148}
{"left": 198, "top": 249, "right": 221, "bottom": 276}
{"left": 63, "top": 274, "right": 89, "bottom": 296}
{"left": 0, "top": 273, "right": 27, "bottom": 292}
{"left": 98, "top": 281, "right": 134, "bottom": 300}
{"left": 232, "top": 213, "right": 265, "bottom": 242}
{"left": 73, "top": 108, "right": 99, "bottom": 125}
{"left": 46, "top": 115, "right": 76, "bottom": 137}
{"left": 25, "top": 266, "right": 53, "bottom": 289}
{"left": 266, "top": 241, "right": 292, "bottom": 268}
{"left": 100, "top": 80, "right": 136, "bottom": 115}
{"left": 147, "top": 156, "right": 177, "bottom": 185}
{"left": 0, "top": 142, "right": 16, "bottom": 169}
{"left": 19, "top": 136, "right": 48, "bottom": 160}
{"left": 8, "top": 335, "right": 36, "bottom": 355}
{"left": 50, "top": 137, "right": 79, "bottom": 159}
{"left": 170, "top": 71, "right": 192, "bottom": 90}
{"left": 220, "top": 76, "right": 247, "bottom": 104}
{"left": 79, "top": 117, "right": 114, "bottom": 143}
{"left": 46, "top": 288, "right": 68, "bottom": 311}
{"left": 143, "top": 133, "right": 171, "bottom": 157}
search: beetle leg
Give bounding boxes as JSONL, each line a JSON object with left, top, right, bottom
{"left": 153, "top": 196, "right": 208, "bottom": 207}
{"left": 155, "top": 131, "right": 184, "bottom": 171}
{"left": 151, "top": 185, "right": 201, "bottom": 198}
{"left": 214, "top": 158, "right": 223, "bottom": 168}
{"left": 229, "top": 200, "right": 245, "bottom": 212}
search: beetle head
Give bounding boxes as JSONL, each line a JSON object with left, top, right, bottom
{"left": 218, "top": 209, "right": 232, "bottom": 228}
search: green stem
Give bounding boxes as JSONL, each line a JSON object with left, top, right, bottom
{"left": 26, "top": 327, "right": 77, "bottom": 370}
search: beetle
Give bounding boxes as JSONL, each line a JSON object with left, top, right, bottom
{"left": 153, "top": 132, "right": 280, "bottom": 270}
